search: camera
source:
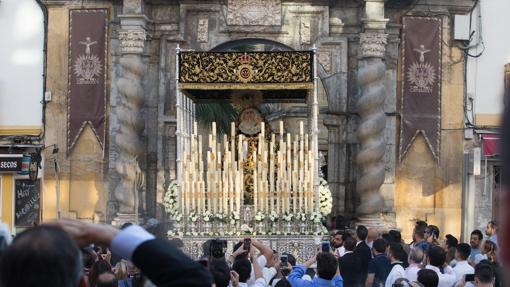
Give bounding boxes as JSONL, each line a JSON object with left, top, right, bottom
{"left": 210, "top": 238, "right": 227, "bottom": 258}
{"left": 243, "top": 238, "right": 251, "bottom": 251}
{"left": 321, "top": 241, "right": 330, "bottom": 253}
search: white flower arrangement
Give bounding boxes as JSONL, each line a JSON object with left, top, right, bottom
{"left": 202, "top": 210, "right": 213, "bottom": 222}
{"left": 230, "top": 211, "right": 241, "bottom": 225}
{"left": 215, "top": 212, "right": 228, "bottom": 223}
{"left": 297, "top": 212, "right": 307, "bottom": 222}
{"left": 282, "top": 211, "right": 293, "bottom": 222}
{"left": 241, "top": 224, "right": 253, "bottom": 234}
{"left": 163, "top": 180, "right": 179, "bottom": 215}
{"left": 309, "top": 211, "right": 322, "bottom": 224}
{"left": 171, "top": 211, "right": 183, "bottom": 223}
{"left": 188, "top": 211, "right": 199, "bottom": 223}
{"left": 167, "top": 230, "right": 181, "bottom": 237}
{"left": 185, "top": 230, "right": 199, "bottom": 237}
{"left": 319, "top": 178, "right": 333, "bottom": 216}
{"left": 268, "top": 210, "right": 279, "bottom": 222}
{"left": 254, "top": 210, "right": 266, "bottom": 222}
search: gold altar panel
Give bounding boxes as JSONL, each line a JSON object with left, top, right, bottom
{"left": 179, "top": 51, "right": 313, "bottom": 90}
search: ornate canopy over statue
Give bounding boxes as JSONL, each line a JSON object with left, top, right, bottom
{"left": 169, "top": 46, "right": 326, "bottom": 260}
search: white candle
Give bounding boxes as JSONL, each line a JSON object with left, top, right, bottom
{"left": 253, "top": 151, "right": 258, "bottom": 210}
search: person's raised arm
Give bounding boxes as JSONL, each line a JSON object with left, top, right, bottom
{"left": 229, "top": 241, "right": 247, "bottom": 263}
{"left": 251, "top": 238, "right": 273, "bottom": 263}
{"left": 288, "top": 254, "right": 315, "bottom": 287}
{"left": 250, "top": 248, "right": 267, "bottom": 287}
{"left": 50, "top": 219, "right": 212, "bottom": 287}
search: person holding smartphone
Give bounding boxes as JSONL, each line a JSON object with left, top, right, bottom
{"left": 424, "top": 226, "right": 441, "bottom": 247}
{"left": 231, "top": 245, "right": 267, "bottom": 287}
{"left": 287, "top": 247, "right": 343, "bottom": 287}
{"left": 269, "top": 253, "right": 297, "bottom": 287}
{"left": 230, "top": 237, "right": 274, "bottom": 286}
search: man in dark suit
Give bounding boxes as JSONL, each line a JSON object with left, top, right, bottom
{"left": 338, "top": 236, "right": 362, "bottom": 287}
{"left": 354, "top": 225, "right": 372, "bottom": 285}
{"left": 0, "top": 219, "right": 212, "bottom": 287}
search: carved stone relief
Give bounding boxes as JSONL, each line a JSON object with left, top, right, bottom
{"left": 300, "top": 18, "right": 311, "bottom": 44}
{"left": 318, "top": 51, "right": 332, "bottom": 73}
{"left": 197, "top": 18, "right": 209, "bottom": 43}
{"left": 118, "top": 29, "right": 146, "bottom": 54}
{"left": 359, "top": 33, "right": 388, "bottom": 58}
{"left": 226, "top": 0, "right": 281, "bottom": 26}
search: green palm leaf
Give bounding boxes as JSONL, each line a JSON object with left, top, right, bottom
{"left": 195, "top": 102, "right": 238, "bottom": 135}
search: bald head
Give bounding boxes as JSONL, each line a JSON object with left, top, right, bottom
{"left": 367, "top": 228, "right": 379, "bottom": 243}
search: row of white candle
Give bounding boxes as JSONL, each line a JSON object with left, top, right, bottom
{"left": 252, "top": 121, "right": 315, "bottom": 213}
{"left": 180, "top": 121, "right": 316, "bottom": 215}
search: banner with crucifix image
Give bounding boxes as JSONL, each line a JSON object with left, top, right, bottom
{"left": 68, "top": 9, "right": 108, "bottom": 152}
{"left": 400, "top": 17, "right": 442, "bottom": 162}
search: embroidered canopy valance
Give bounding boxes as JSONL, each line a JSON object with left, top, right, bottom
{"left": 178, "top": 51, "right": 313, "bottom": 90}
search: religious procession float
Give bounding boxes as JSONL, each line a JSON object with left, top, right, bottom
{"left": 163, "top": 47, "right": 333, "bottom": 261}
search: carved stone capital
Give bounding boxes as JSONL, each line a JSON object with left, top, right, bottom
{"left": 119, "top": 29, "right": 146, "bottom": 54}
{"left": 360, "top": 33, "right": 388, "bottom": 58}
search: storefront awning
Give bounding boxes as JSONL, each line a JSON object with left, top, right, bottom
{"left": 481, "top": 134, "right": 500, "bottom": 157}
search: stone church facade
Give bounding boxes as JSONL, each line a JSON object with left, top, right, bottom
{"left": 41, "top": 0, "right": 473, "bottom": 239}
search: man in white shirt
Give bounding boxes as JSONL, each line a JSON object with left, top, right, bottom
{"left": 405, "top": 247, "right": 424, "bottom": 282}
{"left": 232, "top": 251, "right": 267, "bottom": 287}
{"left": 425, "top": 246, "right": 456, "bottom": 287}
{"left": 385, "top": 242, "right": 407, "bottom": 287}
{"left": 453, "top": 243, "right": 474, "bottom": 285}
{"left": 333, "top": 231, "right": 349, "bottom": 258}
{"left": 473, "top": 262, "right": 495, "bottom": 287}
{"left": 230, "top": 238, "right": 274, "bottom": 286}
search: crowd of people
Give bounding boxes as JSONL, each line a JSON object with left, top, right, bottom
{"left": 0, "top": 218, "right": 503, "bottom": 287}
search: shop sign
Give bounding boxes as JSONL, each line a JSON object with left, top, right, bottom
{"left": 18, "top": 154, "right": 32, "bottom": 175}
{"left": 0, "top": 155, "right": 23, "bottom": 172}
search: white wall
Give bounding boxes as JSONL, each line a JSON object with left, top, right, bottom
{"left": 466, "top": 0, "right": 510, "bottom": 121}
{"left": 0, "top": 0, "right": 44, "bottom": 127}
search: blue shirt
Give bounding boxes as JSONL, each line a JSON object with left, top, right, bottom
{"left": 288, "top": 265, "right": 343, "bottom": 287}
{"left": 469, "top": 247, "right": 481, "bottom": 263}
{"left": 415, "top": 240, "right": 429, "bottom": 251}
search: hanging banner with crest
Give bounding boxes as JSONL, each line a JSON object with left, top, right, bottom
{"left": 68, "top": 9, "right": 108, "bottom": 152}
{"left": 400, "top": 17, "right": 442, "bottom": 162}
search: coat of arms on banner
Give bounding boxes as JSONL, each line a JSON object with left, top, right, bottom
{"left": 73, "top": 36, "right": 102, "bottom": 85}
{"left": 68, "top": 9, "right": 108, "bottom": 152}
{"left": 407, "top": 44, "right": 436, "bottom": 93}
{"left": 400, "top": 16, "right": 442, "bottom": 162}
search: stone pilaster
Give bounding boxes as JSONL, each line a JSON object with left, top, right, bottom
{"left": 355, "top": 0, "right": 389, "bottom": 228}
{"left": 112, "top": 11, "right": 148, "bottom": 226}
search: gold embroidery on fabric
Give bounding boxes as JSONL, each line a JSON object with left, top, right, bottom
{"left": 179, "top": 52, "right": 313, "bottom": 88}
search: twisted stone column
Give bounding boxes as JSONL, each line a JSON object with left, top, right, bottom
{"left": 356, "top": 32, "right": 388, "bottom": 225}
{"left": 114, "top": 29, "right": 146, "bottom": 215}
